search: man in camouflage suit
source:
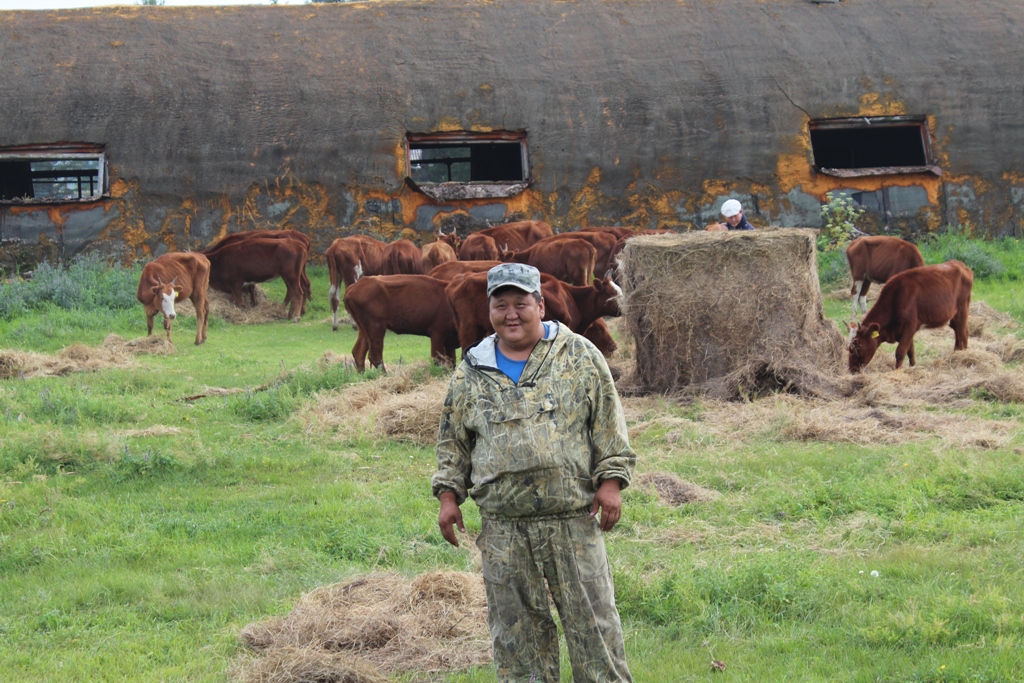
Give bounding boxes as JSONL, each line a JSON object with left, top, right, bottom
{"left": 433, "top": 263, "right": 635, "bottom": 683}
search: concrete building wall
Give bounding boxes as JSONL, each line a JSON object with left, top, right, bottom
{"left": 0, "top": 0, "right": 1021, "bottom": 264}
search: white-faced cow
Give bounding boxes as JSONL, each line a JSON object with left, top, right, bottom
{"left": 848, "top": 260, "right": 973, "bottom": 372}
{"left": 136, "top": 252, "right": 211, "bottom": 345}
{"left": 846, "top": 235, "right": 925, "bottom": 315}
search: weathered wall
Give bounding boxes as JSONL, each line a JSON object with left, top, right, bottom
{"left": 0, "top": 0, "right": 1021, "bottom": 264}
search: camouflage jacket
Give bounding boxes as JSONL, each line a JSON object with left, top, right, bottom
{"left": 433, "top": 321, "right": 636, "bottom": 519}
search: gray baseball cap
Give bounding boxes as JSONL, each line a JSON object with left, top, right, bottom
{"left": 486, "top": 263, "right": 542, "bottom": 297}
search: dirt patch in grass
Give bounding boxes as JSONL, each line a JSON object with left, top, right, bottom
{"left": 101, "top": 333, "right": 176, "bottom": 356}
{"left": 233, "top": 571, "right": 490, "bottom": 682}
{"left": 636, "top": 472, "right": 720, "bottom": 506}
{"left": 297, "top": 362, "right": 449, "bottom": 445}
{"left": 120, "top": 425, "right": 183, "bottom": 438}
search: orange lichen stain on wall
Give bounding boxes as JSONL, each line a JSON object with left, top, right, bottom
{"left": 241, "top": 170, "right": 335, "bottom": 235}
{"left": 565, "top": 168, "right": 603, "bottom": 230}
{"left": 434, "top": 117, "right": 465, "bottom": 133}
{"left": 856, "top": 91, "right": 907, "bottom": 118}
{"left": 96, "top": 178, "right": 150, "bottom": 259}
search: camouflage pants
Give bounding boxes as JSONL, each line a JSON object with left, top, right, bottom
{"left": 477, "top": 513, "right": 632, "bottom": 683}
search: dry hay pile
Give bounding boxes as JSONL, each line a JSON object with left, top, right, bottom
{"left": 297, "top": 362, "right": 449, "bottom": 445}
{"left": 636, "top": 471, "right": 720, "bottom": 506}
{"left": 176, "top": 286, "right": 289, "bottom": 324}
{"left": 233, "top": 571, "right": 490, "bottom": 683}
{"left": 619, "top": 229, "right": 846, "bottom": 399}
{"left": 1, "top": 339, "right": 134, "bottom": 379}
{"left": 101, "top": 333, "right": 176, "bottom": 356}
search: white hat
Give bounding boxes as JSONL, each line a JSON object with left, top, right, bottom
{"left": 721, "top": 199, "right": 743, "bottom": 218}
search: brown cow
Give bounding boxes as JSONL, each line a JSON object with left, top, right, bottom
{"left": 326, "top": 235, "right": 387, "bottom": 331}
{"left": 343, "top": 275, "right": 459, "bottom": 372}
{"left": 847, "top": 260, "right": 973, "bottom": 373}
{"left": 205, "top": 237, "right": 308, "bottom": 321}
{"left": 476, "top": 220, "right": 554, "bottom": 252}
{"left": 421, "top": 240, "right": 458, "bottom": 273}
{"left": 136, "top": 252, "right": 210, "bottom": 345}
{"left": 458, "top": 232, "right": 501, "bottom": 261}
{"left": 538, "top": 231, "right": 621, "bottom": 279}
{"left": 382, "top": 239, "right": 424, "bottom": 275}
{"left": 428, "top": 259, "right": 503, "bottom": 281}
{"left": 445, "top": 272, "right": 622, "bottom": 354}
{"left": 435, "top": 228, "right": 462, "bottom": 253}
{"left": 846, "top": 235, "right": 925, "bottom": 315}
{"left": 501, "top": 238, "right": 597, "bottom": 286}
{"left": 204, "top": 229, "right": 313, "bottom": 306}
{"left": 579, "top": 226, "right": 636, "bottom": 241}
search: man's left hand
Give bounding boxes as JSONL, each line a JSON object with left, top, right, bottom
{"left": 591, "top": 478, "right": 623, "bottom": 532}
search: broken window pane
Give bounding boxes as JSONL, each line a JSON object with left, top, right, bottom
{"left": 0, "top": 145, "right": 106, "bottom": 203}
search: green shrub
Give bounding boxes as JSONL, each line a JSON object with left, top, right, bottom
{"left": 818, "top": 249, "right": 849, "bottom": 287}
{"left": 819, "top": 192, "right": 865, "bottom": 252}
{"left": 0, "top": 254, "right": 139, "bottom": 321}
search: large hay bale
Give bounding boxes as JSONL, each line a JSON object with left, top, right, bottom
{"left": 620, "top": 229, "right": 845, "bottom": 399}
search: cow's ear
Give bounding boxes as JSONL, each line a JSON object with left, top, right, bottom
{"left": 152, "top": 285, "right": 163, "bottom": 296}
{"left": 173, "top": 286, "right": 183, "bottom": 294}
{"left": 867, "top": 322, "right": 880, "bottom": 333}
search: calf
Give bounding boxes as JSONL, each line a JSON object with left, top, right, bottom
{"left": 846, "top": 235, "right": 924, "bottom": 315}
{"left": 538, "top": 231, "right": 621, "bottom": 279}
{"left": 136, "top": 252, "right": 210, "bottom": 345}
{"left": 205, "top": 237, "right": 308, "bottom": 321}
{"left": 476, "top": 220, "right": 554, "bottom": 252}
{"left": 848, "top": 260, "right": 973, "bottom": 372}
{"left": 583, "top": 318, "right": 618, "bottom": 358}
{"left": 458, "top": 232, "right": 501, "bottom": 261}
{"left": 382, "top": 238, "right": 424, "bottom": 275}
{"left": 501, "top": 238, "right": 597, "bottom": 286}
{"left": 421, "top": 240, "right": 458, "bottom": 273}
{"left": 343, "top": 275, "right": 459, "bottom": 371}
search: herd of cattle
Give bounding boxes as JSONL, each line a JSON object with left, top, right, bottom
{"left": 134, "top": 224, "right": 974, "bottom": 375}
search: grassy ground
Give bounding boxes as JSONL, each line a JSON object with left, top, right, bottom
{"left": 2, "top": 243, "right": 1024, "bottom": 682}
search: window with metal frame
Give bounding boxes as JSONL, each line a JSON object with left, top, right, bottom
{"left": 0, "top": 143, "right": 107, "bottom": 204}
{"left": 406, "top": 131, "right": 528, "bottom": 201}
{"left": 809, "top": 117, "right": 940, "bottom": 177}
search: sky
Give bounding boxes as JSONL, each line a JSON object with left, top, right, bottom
{"left": 0, "top": 0, "right": 311, "bottom": 9}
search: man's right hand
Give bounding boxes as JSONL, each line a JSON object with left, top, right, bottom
{"left": 438, "top": 491, "right": 466, "bottom": 547}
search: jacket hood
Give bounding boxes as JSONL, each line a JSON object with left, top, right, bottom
{"left": 465, "top": 320, "right": 561, "bottom": 370}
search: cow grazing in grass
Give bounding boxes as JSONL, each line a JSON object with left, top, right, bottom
{"left": 382, "top": 239, "right": 424, "bottom": 275}
{"left": 326, "top": 235, "right": 387, "bottom": 330}
{"left": 136, "top": 252, "right": 211, "bottom": 345}
{"left": 343, "top": 275, "right": 459, "bottom": 372}
{"left": 501, "top": 238, "right": 598, "bottom": 286}
{"left": 458, "top": 232, "right": 501, "bottom": 261}
{"left": 204, "top": 229, "right": 313, "bottom": 306}
{"left": 427, "top": 259, "right": 503, "bottom": 281}
{"left": 848, "top": 260, "right": 973, "bottom": 373}
{"left": 445, "top": 272, "right": 622, "bottom": 354}
{"left": 846, "top": 235, "right": 925, "bottom": 315}
{"left": 421, "top": 240, "right": 458, "bottom": 273}
{"left": 205, "top": 237, "right": 308, "bottom": 321}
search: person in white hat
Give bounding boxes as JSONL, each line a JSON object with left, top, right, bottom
{"left": 710, "top": 198, "right": 756, "bottom": 231}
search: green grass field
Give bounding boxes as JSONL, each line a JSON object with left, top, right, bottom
{"left": 2, "top": 240, "right": 1023, "bottom": 682}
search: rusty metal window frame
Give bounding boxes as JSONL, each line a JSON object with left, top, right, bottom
{"left": 0, "top": 143, "right": 108, "bottom": 205}
{"left": 809, "top": 116, "right": 941, "bottom": 178}
{"left": 405, "top": 131, "right": 529, "bottom": 201}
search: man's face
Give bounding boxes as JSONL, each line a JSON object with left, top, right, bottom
{"left": 489, "top": 288, "right": 545, "bottom": 350}
{"left": 725, "top": 211, "right": 743, "bottom": 228}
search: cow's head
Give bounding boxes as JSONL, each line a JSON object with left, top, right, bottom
{"left": 499, "top": 250, "right": 517, "bottom": 263}
{"left": 594, "top": 276, "right": 624, "bottom": 316}
{"left": 151, "top": 278, "right": 182, "bottom": 322}
{"left": 847, "top": 321, "right": 882, "bottom": 373}
{"left": 436, "top": 227, "right": 461, "bottom": 250}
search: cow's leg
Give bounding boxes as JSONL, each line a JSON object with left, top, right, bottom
{"left": 230, "top": 285, "right": 245, "bottom": 310}
{"left": 285, "top": 279, "right": 304, "bottom": 322}
{"left": 329, "top": 284, "right": 341, "bottom": 331}
{"left": 352, "top": 328, "right": 369, "bottom": 372}
{"left": 851, "top": 280, "right": 865, "bottom": 315}
{"left": 951, "top": 307, "right": 970, "bottom": 350}
{"left": 367, "top": 323, "right": 386, "bottom": 371}
{"left": 430, "top": 333, "right": 454, "bottom": 368}
{"left": 894, "top": 330, "right": 916, "bottom": 369}
{"left": 193, "top": 295, "right": 207, "bottom": 345}
{"left": 859, "top": 281, "right": 871, "bottom": 314}
{"left": 163, "top": 315, "right": 173, "bottom": 343}
{"left": 146, "top": 311, "right": 156, "bottom": 337}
